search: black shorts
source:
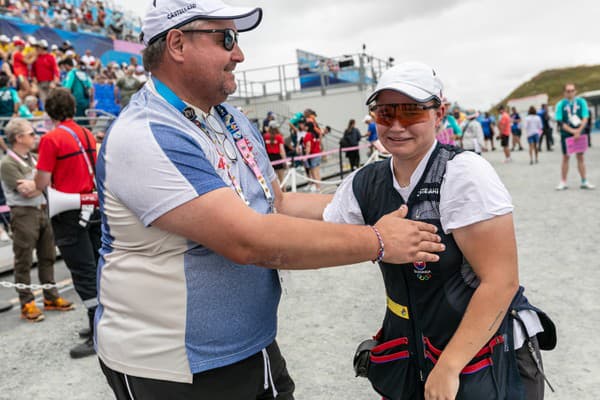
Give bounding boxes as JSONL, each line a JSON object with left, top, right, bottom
{"left": 501, "top": 135, "right": 510, "bottom": 148}
{"left": 268, "top": 153, "right": 285, "bottom": 170}
{"left": 100, "top": 341, "right": 295, "bottom": 400}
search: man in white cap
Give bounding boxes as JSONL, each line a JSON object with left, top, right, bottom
{"left": 95, "top": 2, "right": 444, "bottom": 398}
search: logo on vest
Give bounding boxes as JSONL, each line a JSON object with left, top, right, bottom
{"left": 415, "top": 184, "right": 441, "bottom": 202}
{"left": 413, "top": 261, "right": 432, "bottom": 281}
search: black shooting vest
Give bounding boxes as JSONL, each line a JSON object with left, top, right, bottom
{"left": 353, "top": 143, "right": 533, "bottom": 400}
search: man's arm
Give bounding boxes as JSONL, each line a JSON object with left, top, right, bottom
{"left": 152, "top": 187, "right": 444, "bottom": 270}
{"left": 272, "top": 178, "right": 332, "bottom": 220}
{"left": 424, "top": 214, "right": 519, "bottom": 399}
{"left": 34, "top": 170, "right": 51, "bottom": 191}
{"left": 0, "top": 161, "right": 21, "bottom": 191}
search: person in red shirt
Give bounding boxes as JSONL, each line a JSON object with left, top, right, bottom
{"left": 262, "top": 120, "right": 287, "bottom": 187}
{"left": 11, "top": 39, "right": 34, "bottom": 99}
{"left": 33, "top": 88, "right": 100, "bottom": 359}
{"left": 30, "top": 40, "right": 59, "bottom": 104}
{"left": 497, "top": 105, "right": 512, "bottom": 163}
{"left": 303, "top": 121, "right": 322, "bottom": 191}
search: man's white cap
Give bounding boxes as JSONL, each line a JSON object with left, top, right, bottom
{"left": 141, "top": 0, "right": 262, "bottom": 46}
{"left": 0, "top": 35, "right": 9, "bottom": 43}
{"left": 363, "top": 114, "right": 373, "bottom": 123}
{"left": 366, "top": 61, "right": 443, "bottom": 105}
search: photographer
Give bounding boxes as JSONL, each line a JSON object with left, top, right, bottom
{"left": 34, "top": 88, "right": 100, "bottom": 358}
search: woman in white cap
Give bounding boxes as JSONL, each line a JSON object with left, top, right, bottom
{"left": 324, "top": 62, "right": 554, "bottom": 400}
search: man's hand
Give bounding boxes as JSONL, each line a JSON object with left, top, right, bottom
{"left": 424, "top": 362, "right": 460, "bottom": 400}
{"left": 16, "top": 179, "right": 37, "bottom": 197}
{"left": 374, "top": 205, "right": 444, "bottom": 264}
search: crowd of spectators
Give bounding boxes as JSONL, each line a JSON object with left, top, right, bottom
{"left": 0, "top": 0, "right": 140, "bottom": 41}
{"left": 0, "top": 33, "right": 146, "bottom": 137}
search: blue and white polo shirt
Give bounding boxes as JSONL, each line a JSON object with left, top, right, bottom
{"left": 95, "top": 81, "right": 279, "bottom": 383}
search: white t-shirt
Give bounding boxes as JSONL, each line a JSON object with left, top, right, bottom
{"left": 524, "top": 114, "right": 543, "bottom": 138}
{"left": 323, "top": 141, "right": 542, "bottom": 348}
{"left": 323, "top": 142, "right": 512, "bottom": 233}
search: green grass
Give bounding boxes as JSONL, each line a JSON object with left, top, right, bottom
{"left": 494, "top": 65, "right": 600, "bottom": 109}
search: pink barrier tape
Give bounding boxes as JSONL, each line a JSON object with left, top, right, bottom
{"left": 270, "top": 143, "right": 371, "bottom": 166}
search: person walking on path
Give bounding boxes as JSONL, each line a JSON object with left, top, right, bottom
{"left": 524, "top": 106, "right": 543, "bottom": 165}
{"left": 555, "top": 83, "right": 595, "bottom": 190}
{"left": 460, "top": 110, "right": 486, "bottom": 154}
{"left": 480, "top": 112, "right": 496, "bottom": 151}
{"left": 95, "top": 1, "right": 444, "bottom": 399}
{"left": 498, "top": 105, "right": 512, "bottom": 163}
{"left": 510, "top": 107, "right": 524, "bottom": 151}
{"left": 1, "top": 118, "right": 74, "bottom": 322}
{"left": 537, "top": 104, "right": 553, "bottom": 152}
{"left": 341, "top": 118, "right": 362, "bottom": 170}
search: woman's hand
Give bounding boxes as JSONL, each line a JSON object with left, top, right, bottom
{"left": 424, "top": 363, "right": 460, "bottom": 400}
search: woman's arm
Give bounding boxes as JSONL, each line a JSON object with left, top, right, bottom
{"left": 424, "top": 214, "right": 519, "bottom": 400}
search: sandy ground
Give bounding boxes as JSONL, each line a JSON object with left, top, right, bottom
{"left": 1, "top": 140, "right": 599, "bottom": 399}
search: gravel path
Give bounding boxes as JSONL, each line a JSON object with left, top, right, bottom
{"left": 1, "top": 142, "right": 598, "bottom": 399}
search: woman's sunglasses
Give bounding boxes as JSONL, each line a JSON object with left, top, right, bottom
{"left": 180, "top": 28, "right": 239, "bottom": 51}
{"left": 369, "top": 103, "right": 439, "bottom": 127}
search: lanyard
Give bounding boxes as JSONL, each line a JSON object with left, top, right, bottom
{"left": 152, "top": 77, "right": 273, "bottom": 209}
{"left": 565, "top": 99, "right": 579, "bottom": 117}
{"left": 7, "top": 149, "right": 36, "bottom": 169}
{"left": 58, "top": 124, "right": 94, "bottom": 177}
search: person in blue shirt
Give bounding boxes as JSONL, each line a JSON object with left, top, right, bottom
{"left": 510, "top": 107, "right": 523, "bottom": 151}
{"left": 537, "top": 104, "right": 553, "bottom": 152}
{"left": 554, "top": 83, "right": 594, "bottom": 190}
{"left": 363, "top": 114, "right": 378, "bottom": 154}
{"left": 0, "top": 71, "right": 20, "bottom": 136}
{"left": 480, "top": 112, "right": 496, "bottom": 151}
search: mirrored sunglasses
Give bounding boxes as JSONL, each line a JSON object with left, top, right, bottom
{"left": 369, "top": 103, "right": 439, "bottom": 127}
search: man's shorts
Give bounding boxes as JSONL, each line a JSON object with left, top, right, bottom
{"left": 501, "top": 135, "right": 510, "bottom": 148}
{"left": 560, "top": 133, "right": 572, "bottom": 155}
{"left": 527, "top": 134, "right": 540, "bottom": 144}
{"left": 305, "top": 156, "right": 321, "bottom": 169}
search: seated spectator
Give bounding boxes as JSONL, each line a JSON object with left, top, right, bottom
{"left": 80, "top": 49, "right": 96, "bottom": 70}
{"left": 18, "top": 95, "right": 42, "bottom": 119}
{"left": 0, "top": 72, "right": 20, "bottom": 131}
{"left": 133, "top": 65, "right": 147, "bottom": 84}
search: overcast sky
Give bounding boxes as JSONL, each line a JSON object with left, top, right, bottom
{"left": 128, "top": 0, "right": 600, "bottom": 109}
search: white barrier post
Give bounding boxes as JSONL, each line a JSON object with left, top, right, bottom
{"left": 290, "top": 166, "right": 297, "bottom": 192}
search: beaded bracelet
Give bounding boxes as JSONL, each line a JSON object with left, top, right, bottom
{"left": 369, "top": 225, "right": 385, "bottom": 263}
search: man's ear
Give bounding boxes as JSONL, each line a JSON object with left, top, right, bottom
{"left": 165, "top": 30, "right": 185, "bottom": 64}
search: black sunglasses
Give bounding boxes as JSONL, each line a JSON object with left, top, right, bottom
{"left": 180, "top": 28, "right": 239, "bottom": 51}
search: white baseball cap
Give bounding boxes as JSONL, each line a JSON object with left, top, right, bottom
{"left": 141, "top": 0, "right": 262, "bottom": 46}
{"left": 366, "top": 61, "right": 443, "bottom": 105}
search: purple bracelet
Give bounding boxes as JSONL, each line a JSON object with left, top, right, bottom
{"left": 369, "top": 225, "right": 385, "bottom": 263}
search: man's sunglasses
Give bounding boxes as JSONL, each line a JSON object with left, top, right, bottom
{"left": 369, "top": 103, "right": 439, "bottom": 127}
{"left": 180, "top": 28, "right": 239, "bottom": 51}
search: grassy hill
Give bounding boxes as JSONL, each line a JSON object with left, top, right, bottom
{"left": 495, "top": 65, "right": 600, "bottom": 108}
